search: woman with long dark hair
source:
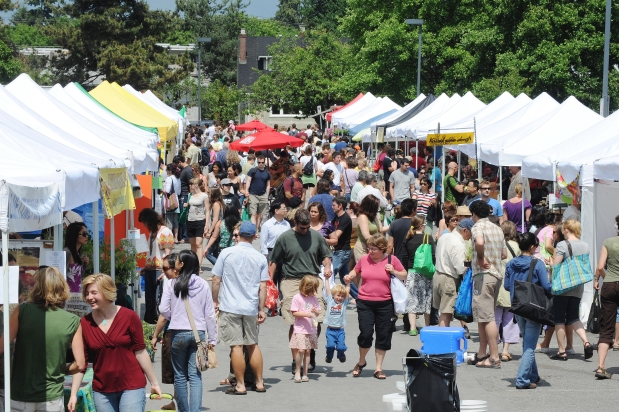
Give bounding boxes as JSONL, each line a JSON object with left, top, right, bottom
{"left": 353, "top": 195, "right": 382, "bottom": 263}
{"left": 204, "top": 204, "right": 241, "bottom": 265}
{"left": 138, "top": 208, "right": 175, "bottom": 324}
{"left": 159, "top": 250, "right": 217, "bottom": 412}
{"left": 64, "top": 222, "right": 90, "bottom": 293}
{"left": 308, "top": 201, "right": 334, "bottom": 238}
{"left": 208, "top": 161, "right": 224, "bottom": 190}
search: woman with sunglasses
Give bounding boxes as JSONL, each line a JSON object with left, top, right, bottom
{"left": 64, "top": 222, "right": 91, "bottom": 293}
{"left": 413, "top": 177, "right": 437, "bottom": 235}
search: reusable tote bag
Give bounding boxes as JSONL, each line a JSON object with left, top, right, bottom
{"left": 388, "top": 255, "right": 408, "bottom": 314}
{"left": 178, "top": 194, "right": 192, "bottom": 225}
{"left": 510, "top": 258, "right": 554, "bottom": 326}
{"left": 413, "top": 234, "right": 435, "bottom": 278}
{"left": 454, "top": 268, "right": 473, "bottom": 322}
{"left": 551, "top": 240, "right": 594, "bottom": 294}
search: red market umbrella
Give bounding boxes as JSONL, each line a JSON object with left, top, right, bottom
{"left": 230, "top": 130, "right": 305, "bottom": 152}
{"left": 235, "top": 119, "right": 274, "bottom": 132}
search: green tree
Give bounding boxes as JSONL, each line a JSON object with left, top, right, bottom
{"left": 200, "top": 79, "right": 243, "bottom": 122}
{"left": 275, "top": 0, "right": 302, "bottom": 25}
{"left": 244, "top": 17, "right": 297, "bottom": 37}
{"left": 249, "top": 30, "right": 353, "bottom": 117}
{"left": 300, "top": 0, "right": 346, "bottom": 33}
{"left": 4, "top": 24, "right": 54, "bottom": 46}
{"left": 0, "top": 39, "right": 20, "bottom": 83}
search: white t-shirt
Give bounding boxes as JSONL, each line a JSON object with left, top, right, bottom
{"left": 562, "top": 204, "right": 581, "bottom": 222}
{"left": 322, "top": 162, "right": 344, "bottom": 183}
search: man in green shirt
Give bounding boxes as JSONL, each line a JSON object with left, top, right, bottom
{"left": 443, "top": 161, "right": 465, "bottom": 203}
{"left": 269, "top": 208, "right": 332, "bottom": 372}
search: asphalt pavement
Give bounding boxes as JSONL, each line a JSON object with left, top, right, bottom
{"left": 142, "top": 239, "right": 618, "bottom": 412}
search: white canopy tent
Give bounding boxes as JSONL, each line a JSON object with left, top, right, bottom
{"left": 6, "top": 74, "right": 158, "bottom": 174}
{"left": 51, "top": 84, "right": 159, "bottom": 150}
{"left": 369, "top": 94, "right": 427, "bottom": 135}
{"left": 443, "top": 91, "right": 515, "bottom": 131}
{"left": 337, "top": 97, "right": 401, "bottom": 130}
{"left": 460, "top": 93, "right": 559, "bottom": 159}
{"left": 385, "top": 93, "right": 458, "bottom": 139}
{"left": 479, "top": 96, "right": 602, "bottom": 167}
{"left": 411, "top": 92, "right": 487, "bottom": 140}
{"left": 331, "top": 92, "right": 377, "bottom": 127}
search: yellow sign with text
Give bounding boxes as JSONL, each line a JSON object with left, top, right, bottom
{"left": 426, "top": 132, "right": 475, "bottom": 146}
{"left": 99, "top": 168, "right": 136, "bottom": 218}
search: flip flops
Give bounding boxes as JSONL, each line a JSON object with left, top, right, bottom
{"left": 467, "top": 354, "right": 489, "bottom": 366}
{"left": 225, "top": 387, "right": 247, "bottom": 395}
{"left": 476, "top": 358, "right": 501, "bottom": 369}
{"left": 501, "top": 354, "right": 513, "bottom": 362}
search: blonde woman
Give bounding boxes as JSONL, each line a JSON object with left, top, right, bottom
{"left": 185, "top": 177, "right": 211, "bottom": 270}
{"left": 2, "top": 267, "right": 85, "bottom": 412}
{"left": 72, "top": 274, "right": 161, "bottom": 412}
{"left": 226, "top": 150, "right": 241, "bottom": 167}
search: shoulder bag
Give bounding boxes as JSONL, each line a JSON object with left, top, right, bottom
{"left": 184, "top": 298, "right": 210, "bottom": 372}
{"left": 178, "top": 194, "right": 192, "bottom": 225}
{"left": 509, "top": 258, "right": 554, "bottom": 326}
{"left": 413, "top": 234, "right": 435, "bottom": 279}
{"left": 388, "top": 254, "right": 408, "bottom": 314}
{"left": 551, "top": 240, "right": 594, "bottom": 294}
{"left": 164, "top": 180, "right": 178, "bottom": 212}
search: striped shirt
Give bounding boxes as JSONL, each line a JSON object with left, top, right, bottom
{"left": 413, "top": 190, "right": 437, "bottom": 216}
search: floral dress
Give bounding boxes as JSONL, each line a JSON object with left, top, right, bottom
{"left": 145, "top": 226, "right": 175, "bottom": 270}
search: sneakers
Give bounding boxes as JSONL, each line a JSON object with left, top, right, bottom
{"left": 534, "top": 346, "right": 550, "bottom": 354}
{"left": 308, "top": 349, "right": 316, "bottom": 372}
{"left": 516, "top": 383, "right": 537, "bottom": 390}
{"left": 325, "top": 357, "right": 332, "bottom": 364}
{"left": 339, "top": 355, "right": 346, "bottom": 363}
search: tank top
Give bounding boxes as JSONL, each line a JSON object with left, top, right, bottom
{"left": 357, "top": 217, "right": 379, "bottom": 244}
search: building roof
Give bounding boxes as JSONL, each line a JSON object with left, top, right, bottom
{"left": 237, "top": 36, "right": 278, "bottom": 89}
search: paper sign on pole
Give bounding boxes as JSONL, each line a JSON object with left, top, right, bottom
{"left": 426, "top": 132, "right": 475, "bottom": 146}
{"left": 376, "top": 126, "right": 385, "bottom": 143}
{"left": 0, "top": 266, "right": 19, "bottom": 304}
{"left": 6, "top": 183, "right": 62, "bottom": 232}
{"left": 43, "top": 251, "right": 66, "bottom": 278}
{"left": 99, "top": 168, "right": 136, "bottom": 218}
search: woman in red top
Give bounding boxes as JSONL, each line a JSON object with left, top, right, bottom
{"left": 344, "top": 234, "right": 406, "bottom": 380}
{"left": 69, "top": 274, "right": 161, "bottom": 412}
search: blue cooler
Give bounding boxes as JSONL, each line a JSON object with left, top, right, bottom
{"left": 419, "top": 326, "right": 468, "bottom": 364}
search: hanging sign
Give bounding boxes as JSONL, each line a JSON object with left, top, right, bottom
{"left": 426, "top": 132, "right": 475, "bottom": 146}
{"left": 5, "top": 183, "right": 62, "bottom": 232}
{"left": 99, "top": 168, "right": 136, "bottom": 218}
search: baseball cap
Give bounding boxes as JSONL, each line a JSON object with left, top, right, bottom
{"left": 239, "top": 221, "right": 256, "bottom": 237}
{"left": 458, "top": 218, "right": 474, "bottom": 231}
{"left": 404, "top": 156, "right": 413, "bottom": 163}
{"left": 220, "top": 178, "right": 232, "bottom": 185}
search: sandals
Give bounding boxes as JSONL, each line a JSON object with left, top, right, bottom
{"left": 501, "top": 354, "right": 513, "bottom": 362}
{"left": 595, "top": 367, "right": 612, "bottom": 380}
{"left": 373, "top": 370, "right": 387, "bottom": 380}
{"left": 219, "top": 378, "right": 233, "bottom": 386}
{"left": 613, "top": 345, "right": 619, "bottom": 351}
{"left": 476, "top": 358, "right": 501, "bottom": 369}
{"left": 301, "top": 376, "right": 309, "bottom": 382}
{"left": 550, "top": 352, "right": 568, "bottom": 361}
{"left": 352, "top": 362, "right": 367, "bottom": 377}
{"left": 294, "top": 376, "right": 302, "bottom": 383}
{"left": 584, "top": 342, "right": 594, "bottom": 360}
{"left": 467, "top": 354, "right": 489, "bottom": 366}
{"left": 225, "top": 387, "right": 247, "bottom": 395}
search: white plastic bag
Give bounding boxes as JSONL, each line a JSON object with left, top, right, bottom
{"left": 391, "top": 275, "right": 408, "bottom": 314}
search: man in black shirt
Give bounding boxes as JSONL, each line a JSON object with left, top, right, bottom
{"left": 175, "top": 154, "right": 194, "bottom": 242}
{"left": 326, "top": 196, "right": 356, "bottom": 300}
{"left": 382, "top": 148, "right": 398, "bottom": 198}
{"left": 221, "top": 178, "right": 241, "bottom": 210}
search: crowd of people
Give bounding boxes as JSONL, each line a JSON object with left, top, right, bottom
{"left": 3, "top": 120, "right": 619, "bottom": 412}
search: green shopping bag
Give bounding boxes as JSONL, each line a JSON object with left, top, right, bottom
{"left": 413, "top": 234, "right": 435, "bottom": 279}
{"left": 179, "top": 194, "right": 191, "bottom": 225}
{"left": 241, "top": 207, "right": 251, "bottom": 222}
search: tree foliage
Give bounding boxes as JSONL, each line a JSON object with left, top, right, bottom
{"left": 249, "top": 30, "right": 352, "bottom": 117}
{"left": 244, "top": 17, "right": 297, "bottom": 37}
{"left": 0, "top": 39, "right": 20, "bottom": 83}
{"left": 274, "top": 0, "right": 302, "bottom": 26}
{"left": 300, "top": 0, "right": 346, "bottom": 33}
{"left": 3, "top": 24, "right": 54, "bottom": 47}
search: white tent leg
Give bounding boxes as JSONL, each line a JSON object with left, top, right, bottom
{"left": 457, "top": 151, "right": 461, "bottom": 181}
{"left": 110, "top": 216, "right": 115, "bottom": 282}
{"left": 499, "top": 167, "right": 503, "bottom": 201}
{"left": 53, "top": 224, "right": 63, "bottom": 251}
{"left": 93, "top": 201, "right": 100, "bottom": 273}
{"left": 416, "top": 140, "right": 419, "bottom": 170}
{"left": 3, "top": 230, "right": 10, "bottom": 412}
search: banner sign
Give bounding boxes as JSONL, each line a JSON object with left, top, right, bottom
{"left": 99, "top": 168, "right": 136, "bottom": 218}
{"left": 376, "top": 126, "right": 385, "bottom": 143}
{"left": 426, "top": 132, "right": 475, "bottom": 146}
{"left": 6, "top": 183, "right": 62, "bottom": 231}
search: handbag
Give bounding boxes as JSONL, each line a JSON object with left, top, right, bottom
{"left": 413, "top": 234, "right": 435, "bottom": 279}
{"left": 164, "top": 180, "right": 178, "bottom": 212}
{"left": 265, "top": 279, "right": 279, "bottom": 310}
{"left": 178, "top": 194, "right": 192, "bottom": 225}
{"left": 183, "top": 298, "right": 209, "bottom": 372}
{"left": 551, "top": 240, "right": 594, "bottom": 294}
{"left": 388, "top": 254, "right": 408, "bottom": 314}
{"left": 454, "top": 268, "right": 473, "bottom": 322}
{"left": 509, "top": 258, "right": 555, "bottom": 326}
{"left": 587, "top": 289, "right": 601, "bottom": 334}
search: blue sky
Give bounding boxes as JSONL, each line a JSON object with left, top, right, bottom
{"left": 147, "top": 0, "right": 278, "bottom": 18}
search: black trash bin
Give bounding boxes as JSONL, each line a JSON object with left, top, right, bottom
{"left": 404, "top": 349, "right": 460, "bottom": 412}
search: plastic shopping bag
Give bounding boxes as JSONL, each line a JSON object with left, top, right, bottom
{"left": 454, "top": 268, "right": 473, "bottom": 322}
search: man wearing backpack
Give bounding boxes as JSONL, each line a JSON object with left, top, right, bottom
{"left": 244, "top": 155, "right": 271, "bottom": 234}
{"left": 199, "top": 141, "right": 211, "bottom": 175}
{"left": 283, "top": 164, "right": 305, "bottom": 206}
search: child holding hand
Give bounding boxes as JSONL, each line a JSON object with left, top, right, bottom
{"left": 324, "top": 278, "right": 351, "bottom": 363}
{"left": 289, "top": 275, "right": 321, "bottom": 383}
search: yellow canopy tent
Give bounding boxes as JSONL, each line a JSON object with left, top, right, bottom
{"left": 90, "top": 81, "right": 177, "bottom": 142}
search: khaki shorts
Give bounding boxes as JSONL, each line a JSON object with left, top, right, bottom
{"left": 280, "top": 277, "right": 326, "bottom": 325}
{"left": 472, "top": 273, "right": 502, "bottom": 323}
{"left": 219, "top": 311, "right": 259, "bottom": 346}
{"left": 11, "top": 397, "right": 64, "bottom": 412}
{"left": 249, "top": 193, "right": 269, "bottom": 215}
{"left": 432, "top": 273, "right": 458, "bottom": 314}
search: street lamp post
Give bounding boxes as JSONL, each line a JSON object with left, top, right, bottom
{"left": 197, "top": 37, "right": 211, "bottom": 124}
{"left": 601, "top": 0, "right": 611, "bottom": 117}
{"left": 405, "top": 19, "right": 424, "bottom": 97}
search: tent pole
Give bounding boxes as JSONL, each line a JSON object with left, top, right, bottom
{"left": 53, "top": 224, "right": 63, "bottom": 251}
{"left": 440, "top": 123, "right": 444, "bottom": 205}
{"left": 457, "top": 151, "right": 461, "bottom": 181}
{"left": 499, "top": 167, "right": 503, "bottom": 201}
{"left": 521, "top": 174, "right": 525, "bottom": 233}
{"left": 93, "top": 201, "right": 100, "bottom": 273}
{"left": 2, "top": 229, "right": 10, "bottom": 412}
{"left": 110, "top": 216, "right": 115, "bottom": 282}
{"left": 416, "top": 140, "right": 419, "bottom": 170}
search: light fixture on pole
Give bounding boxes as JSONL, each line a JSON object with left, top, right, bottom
{"left": 601, "top": 0, "right": 611, "bottom": 117}
{"left": 405, "top": 19, "right": 424, "bottom": 97}
{"left": 197, "top": 37, "right": 211, "bottom": 124}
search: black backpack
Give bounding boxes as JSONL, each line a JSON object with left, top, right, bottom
{"left": 275, "top": 176, "right": 294, "bottom": 202}
{"left": 199, "top": 147, "right": 210, "bottom": 167}
{"left": 303, "top": 156, "right": 314, "bottom": 176}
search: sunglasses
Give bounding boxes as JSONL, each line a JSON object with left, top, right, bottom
{"left": 481, "top": 187, "right": 491, "bottom": 191}
{"left": 419, "top": 172, "right": 425, "bottom": 175}
{"left": 257, "top": 161, "right": 265, "bottom": 164}
{"left": 162, "top": 266, "right": 172, "bottom": 271}
{"left": 232, "top": 233, "right": 240, "bottom": 238}
{"left": 449, "top": 218, "right": 459, "bottom": 222}
{"left": 421, "top": 183, "right": 428, "bottom": 186}
{"left": 79, "top": 232, "right": 89, "bottom": 237}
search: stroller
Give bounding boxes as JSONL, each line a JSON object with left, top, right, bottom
{"left": 404, "top": 349, "right": 460, "bottom": 412}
